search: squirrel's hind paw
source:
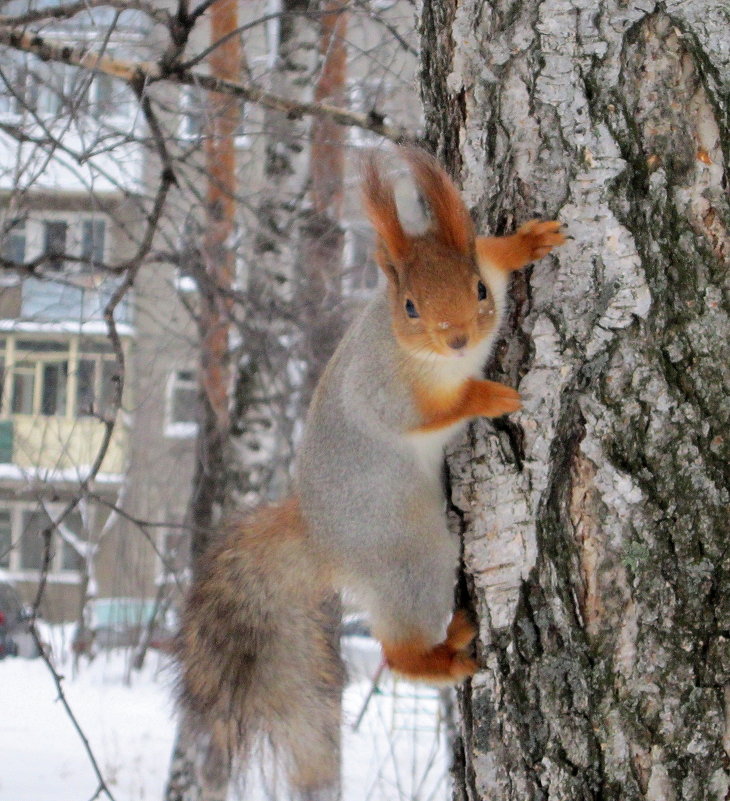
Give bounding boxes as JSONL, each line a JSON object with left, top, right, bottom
{"left": 446, "top": 609, "right": 478, "bottom": 651}
{"left": 382, "top": 614, "right": 479, "bottom": 685}
{"left": 449, "top": 651, "right": 479, "bottom": 681}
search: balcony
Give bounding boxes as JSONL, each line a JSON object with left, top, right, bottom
{"left": 0, "top": 333, "right": 130, "bottom": 481}
{"left": 8, "top": 414, "right": 127, "bottom": 477}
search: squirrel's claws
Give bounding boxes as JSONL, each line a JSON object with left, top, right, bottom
{"left": 450, "top": 651, "right": 478, "bottom": 681}
{"left": 516, "top": 219, "right": 566, "bottom": 260}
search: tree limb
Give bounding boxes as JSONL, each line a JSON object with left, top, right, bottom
{"left": 0, "top": 26, "right": 416, "bottom": 143}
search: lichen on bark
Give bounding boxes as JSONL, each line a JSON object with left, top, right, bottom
{"left": 420, "top": 0, "right": 730, "bottom": 798}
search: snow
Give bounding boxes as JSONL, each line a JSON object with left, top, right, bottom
{"left": 0, "top": 320, "right": 134, "bottom": 337}
{"left": 0, "top": 629, "right": 451, "bottom": 801}
{"left": 0, "top": 464, "right": 125, "bottom": 485}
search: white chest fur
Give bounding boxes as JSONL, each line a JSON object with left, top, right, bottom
{"left": 404, "top": 333, "right": 496, "bottom": 472}
{"left": 406, "top": 422, "right": 465, "bottom": 472}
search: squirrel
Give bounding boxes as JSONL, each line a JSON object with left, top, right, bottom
{"left": 175, "top": 147, "right": 565, "bottom": 794}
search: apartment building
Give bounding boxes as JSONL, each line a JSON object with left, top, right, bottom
{"left": 0, "top": 5, "right": 198, "bottom": 621}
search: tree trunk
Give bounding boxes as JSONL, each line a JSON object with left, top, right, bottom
{"left": 420, "top": 1, "right": 730, "bottom": 798}
{"left": 164, "top": 3, "right": 241, "bottom": 798}
{"left": 232, "top": 0, "right": 318, "bottom": 503}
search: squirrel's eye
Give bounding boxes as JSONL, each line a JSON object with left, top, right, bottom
{"left": 405, "top": 299, "right": 419, "bottom": 319}
{"left": 477, "top": 280, "right": 488, "bottom": 301}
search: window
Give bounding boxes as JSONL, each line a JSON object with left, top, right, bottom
{"left": 0, "top": 69, "right": 17, "bottom": 116}
{"left": 166, "top": 370, "right": 198, "bottom": 437}
{"left": 171, "top": 370, "right": 196, "bottom": 423}
{"left": 20, "top": 508, "right": 51, "bottom": 571}
{"left": 35, "top": 62, "right": 67, "bottom": 117}
{"left": 76, "top": 359, "right": 95, "bottom": 415}
{"left": 0, "top": 511, "right": 11, "bottom": 569}
{"left": 43, "top": 220, "right": 68, "bottom": 271}
{"left": 76, "top": 69, "right": 134, "bottom": 122}
{"left": 2, "top": 55, "right": 133, "bottom": 124}
{"left": 11, "top": 362, "right": 35, "bottom": 414}
{"left": 175, "top": 225, "right": 203, "bottom": 293}
{"left": 1, "top": 337, "right": 119, "bottom": 418}
{"left": 0, "top": 503, "right": 92, "bottom": 578}
{"left": 11, "top": 341, "right": 69, "bottom": 417}
{"left": 41, "top": 361, "right": 68, "bottom": 415}
{"left": 80, "top": 219, "right": 106, "bottom": 270}
{"left": 76, "top": 344, "right": 118, "bottom": 417}
{"left": 1, "top": 220, "right": 26, "bottom": 265}
{"left": 10, "top": 213, "right": 107, "bottom": 274}
{"left": 0, "top": 54, "right": 38, "bottom": 117}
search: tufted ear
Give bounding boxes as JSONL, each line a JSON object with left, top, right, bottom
{"left": 361, "top": 153, "right": 411, "bottom": 278}
{"left": 403, "top": 148, "right": 474, "bottom": 256}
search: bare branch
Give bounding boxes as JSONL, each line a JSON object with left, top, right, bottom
{"left": 0, "top": 26, "right": 417, "bottom": 143}
{"left": 29, "top": 620, "right": 118, "bottom": 801}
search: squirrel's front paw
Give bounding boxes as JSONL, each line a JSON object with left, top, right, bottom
{"left": 469, "top": 380, "right": 522, "bottom": 418}
{"left": 516, "top": 219, "right": 565, "bottom": 261}
{"left": 487, "top": 384, "right": 522, "bottom": 417}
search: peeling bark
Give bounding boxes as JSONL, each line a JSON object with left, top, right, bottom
{"left": 421, "top": 1, "right": 730, "bottom": 798}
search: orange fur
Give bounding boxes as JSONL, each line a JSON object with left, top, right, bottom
{"left": 382, "top": 610, "right": 478, "bottom": 683}
{"left": 388, "top": 235, "right": 497, "bottom": 356}
{"left": 477, "top": 220, "right": 565, "bottom": 273}
{"left": 402, "top": 148, "right": 474, "bottom": 255}
{"left": 361, "top": 155, "right": 410, "bottom": 265}
{"left": 445, "top": 609, "right": 479, "bottom": 650}
{"left": 412, "top": 377, "right": 522, "bottom": 432}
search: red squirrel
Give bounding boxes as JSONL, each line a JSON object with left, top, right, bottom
{"left": 176, "top": 147, "right": 565, "bottom": 792}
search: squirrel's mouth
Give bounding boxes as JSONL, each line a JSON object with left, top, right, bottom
{"left": 429, "top": 342, "right": 473, "bottom": 361}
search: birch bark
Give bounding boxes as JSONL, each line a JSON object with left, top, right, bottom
{"left": 420, "top": 1, "right": 730, "bottom": 798}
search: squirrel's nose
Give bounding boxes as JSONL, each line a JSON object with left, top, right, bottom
{"left": 448, "top": 334, "right": 468, "bottom": 351}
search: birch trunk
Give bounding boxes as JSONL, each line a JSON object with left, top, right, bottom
{"left": 420, "top": 1, "right": 730, "bottom": 798}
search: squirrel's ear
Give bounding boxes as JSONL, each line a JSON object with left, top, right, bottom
{"left": 361, "top": 153, "right": 411, "bottom": 275}
{"left": 403, "top": 148, "right": 474, "bottom": 256}
{"left": 372, "top": 244, "right": 400, "bottom": 286}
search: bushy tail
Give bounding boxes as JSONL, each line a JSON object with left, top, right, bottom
{"left": 174, "top": 496, "right": 344, "bottom": 795}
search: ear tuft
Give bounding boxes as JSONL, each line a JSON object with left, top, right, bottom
{"left": 360, "top": 153, "right": 411, "bottom": 268}
{"left": 403, "top": 148, "right": 474, "bottom": 256}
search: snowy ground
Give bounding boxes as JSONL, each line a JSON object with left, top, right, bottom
{"left": 0, "top": 628, "right": 451, "bottom": 801}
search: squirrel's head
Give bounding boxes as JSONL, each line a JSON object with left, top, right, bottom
{"left": 361, "top": 148, "right": 497, "bottom": 359}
